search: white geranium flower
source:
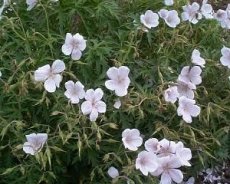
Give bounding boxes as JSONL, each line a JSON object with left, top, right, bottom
{"left": 64, "top": 80, "right": 85, "bottom": 104}
{"left": 135, "top": 151, "right": 159, "bottom": 176}
{"left": 159, "top": 9, "right": 180, "bottom": 28}
{"left": 178, "top": 66, "right": 202, "bottom": 85}
{"left": 122, "top": 128, "right": 143, "bottom": 151}
{"left": 191, "top": 49, "right": 206, "bottom": 68}
{"left": 177, "top": 96, "right": 200, "bottom": 123}
{"left": 177, "top": 79, "right": 196, "bottom": 99}
{"left": 114, "top": 98, "right": 121, "bottom": 109}
{"left": 81, "top": 88, "right": 106, "bottom": 121}
{"left": 62, "top": 33, "right": 86, "bottom": 60}
{"left": 23, "top": 133, "right": 48, "bottom": 155}
{"left": 151, "top": 156, "right": 183, "bottom": 184}
{"left": 158, "top": 139, "right": 176, "bottom": 157}
{"left": 214, "top": 9, "right": 227, "bottom": 22}
{"left": 140, "top": 10, "right": 159, "bottom": 29}
{"left": 181, "top": 2, "right": 202, "bottom": 24}
{"left": 26, "top": 0, "right": 38, "bottom": 11}
{"left": 220, "top": 46, "right": 230, "bottom": 68}
{"left": 105, "top": 66, "right": 130, "bottom": 97}
{"left": 175, "top": 142, "right": 192, "bottom": 166}
{"left": 201, "top": 0, "right": 214, "bottom": 19}
{"left": 107, "top": 167, "right": 119, "bottom": 179}
{"left": 164, "top": 86, "right": 179, "bottom": 103}
{"left": 164, "top": 0, "right": 174, "bottom": 6}
{"left": 144, "top": 138, "right": 160, "bottom": 153}
{"left": 34, "top": 60, "right": 65, "bottom": 93}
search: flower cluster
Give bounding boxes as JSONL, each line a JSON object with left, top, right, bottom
{"left": 33, "top": 31, "right": 131, "bottom": 123}
{"left": 140, "top": 0, "right": 216, "bottom": 31}
{"left": 182, "top": 1, "right": 214, "bottom": 24}
{"left": 140, "top": 8, "right": 180, "bottom": 30}
{"left": 120, "top": 129, "right": 192, "bottom": 184}
{"left": 164, "top": 49, "right": 204, "bottom": 123}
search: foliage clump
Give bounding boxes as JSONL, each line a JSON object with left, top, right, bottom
{"left": 0, "top": 0, "right": 229, "bottom": 183}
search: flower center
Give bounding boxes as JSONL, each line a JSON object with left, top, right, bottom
{"left": 140, "top": 157, "right": 148, "bottom": 166}
{"left": 117, "top": 76, "right": 125, "bottom": 84}
{"left": 71, "top": 40, "right": 80, "bottom": 49}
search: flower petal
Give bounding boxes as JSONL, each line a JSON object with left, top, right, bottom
{"left": 52, "top": 60, "right": 65, "bottom": 73}
{"left": 115, "top": 87, "right": 128, "bottom": 97}
{"left": 34, "top": 65, "right": 50, "bottom": 82}
{"left": 188, "top": 104, "right": 200, "bottom": 117}
{"left": 53, "top": 74, "right": 62, "bottom": 88}
{"left": 65, "top": 80, "right": 75, "bottom": 91}
{"left": 44, "top": 78, "right": 56, "bottom": 93}
{"left": 62, "top": 44, "right": 72, "bottom": 56}
{"left": 106, "top": 67, "right": 119, "bottom": 80}
{"left": 23, "top": 142, "right": 35, "bottom": 155}
{"left": 105, "top": 80, "right": 116, "bottom": 90}
{"left": 81, "top": 101, "right": 92, "bottom": 115}
{"left": 95, "top": 101, "right": 106, "bottom": 113}
{"left": 160, "top": 172, "right": 172, "bottom": 184}
{"left": 90, "top": 109, "right": 99, "bottom": 121}
{"left": 169, "top": 169, "right": 183, "bottom": 183}
{"left": 71, "top": 49, "right": 82, "bottom": 60}
{"left": 94, "top": 88, "right": 104, "bottom": 101}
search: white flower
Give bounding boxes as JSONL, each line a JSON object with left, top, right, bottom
{"left": 144, "top": 138, "right": 160, "bottom": 153}
{"left": 177, "top": 96, "right": 201, "bottom": 123}
{"left": 177, "top": 79, "right": 196, "bottom": 99}
{"left": 135, "top": 151, "right": 158, "bottom": 176}
{"left": 191, "top": 49, "right": 205, "bottom": 68}
{"left": 159, "top": 9, "right": 180, "bottom": 28}
{"left": 175, "top": 142, "right": 192, "bottom": 166}
{"left": 105, "top": 66, "right": 130, "bottom": 97}
{"left": 158, "top": 138, "right": 176, "bottom": 157}
{"left": 214, "top": 9, "right": 227, "bottom": 22}
{"left": 23, "top": 133, "right": 48, "bottom": 155}
{"left": 107, "top": 167, "right": 119, "bottom": 179}
{"left": 214, "top": 9, "right": 230, "bottom": 29}
{"left": 0, "top": 71, "right": 2, "bottom": 77}
{"left": 81, "top": 88, "right": 106, "bottom": 121}
{"left": 122, "top": 128, "right": 143, "bottom": 151}
{"left": 164, "top": 86, "right": 179, "bottom": 103}
{"left": 181, "top": 2, "right": 202, "bottom": 24}
{"left": 26, "top": 0, "right": 38, "bottom": 11}
{"left": 151, "top": 156, "right": 183, "bottom": 184}
{"left": 114, "top": 98, "right": 121, "bottom": 109}
{"left": 201, "top": 0, "right": 214, "bottom": 19}
{"left": 178, "top": 66, "right": 202, "bottom": 85}
{"left": 34, "top": 60, "right": 65, "bottom": 93}
{"left": 164, "top": 0, "right": 174, "bottom": 6}
{"left": 220, "top": 46, "right": 230, "bottom": 68}
{"left": 62, "top": 33, "right": 86, "bottom": 60}
{"left": 64, "top": 80, "right": 85, "bottom": 104}
{"left": 140, "top": 10, "right": 159, "bottom": 29}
